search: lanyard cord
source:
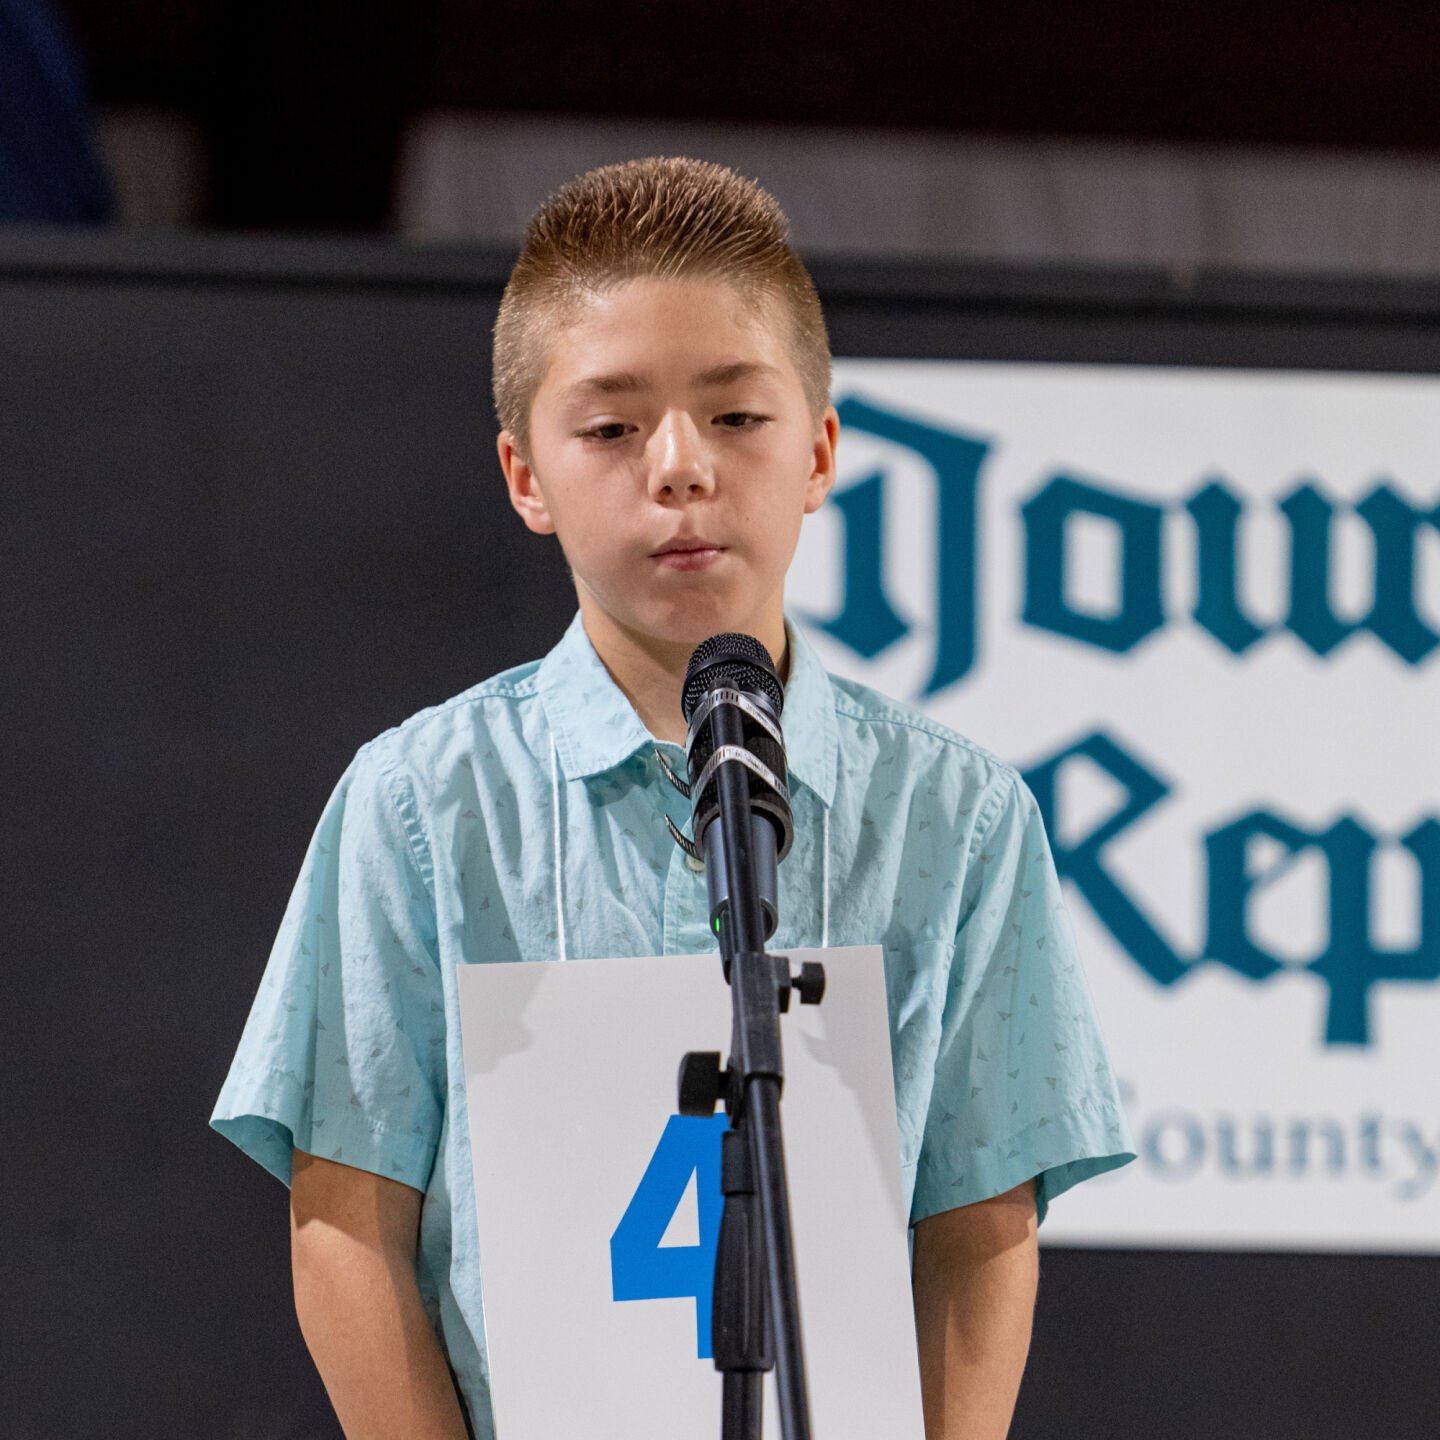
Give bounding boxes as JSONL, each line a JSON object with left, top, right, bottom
{"left": 820, "top": 804, "right": 830, "bottom": 949}
{"left": 549, "top": 734, "right": 568, "bottom": 963}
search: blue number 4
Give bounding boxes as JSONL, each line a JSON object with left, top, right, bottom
{"left": 610, "top": 1113, "right": 726, "bottom": 1358}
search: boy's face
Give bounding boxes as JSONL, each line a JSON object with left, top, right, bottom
{"left": 499, "top": 277, "right": 838, "bottom": 663}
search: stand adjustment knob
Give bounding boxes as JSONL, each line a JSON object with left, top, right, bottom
{"left": 795, "top": 961, "right": 826, "bottom": 1006}
{"left": 678, "top": 1050, "right": 725, "bottom": 1116}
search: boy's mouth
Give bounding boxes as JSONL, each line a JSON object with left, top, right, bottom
{"left": 653, "top": 537, "right": 725, "bottom": 570}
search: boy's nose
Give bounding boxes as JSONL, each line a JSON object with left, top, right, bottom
{"left": 647, "top": 411, "right": 715, "bottom": 502}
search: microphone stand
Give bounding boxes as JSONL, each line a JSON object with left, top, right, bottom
{"left": 670, "top": 687, "right": 826, "bottom": 1440}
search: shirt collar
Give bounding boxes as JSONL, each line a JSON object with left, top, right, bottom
{"left": 537, "top": 612, "right": 838, "bottom": 808}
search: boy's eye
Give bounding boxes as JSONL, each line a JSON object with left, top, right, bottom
{"left": 715, "top": 412, "right": 769, "bottom": 429}
{"left": 579, "top": 422, "right": 632, "bottom": 442}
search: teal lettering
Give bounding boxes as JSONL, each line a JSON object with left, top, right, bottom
{"left": 1022, "top": 475, "right": 1165, "bottom": 654}
{"left": 1025, "top": 732, "right": 1189, "bottom": 986}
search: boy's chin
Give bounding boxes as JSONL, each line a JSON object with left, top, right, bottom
{"left": 579, "top": 585, "right": 783, "bottom": 658}
{"left": 649, "top": 602, "right": 776, "bottom": 653}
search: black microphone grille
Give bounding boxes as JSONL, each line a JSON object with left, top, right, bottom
{"left": 681, "top": 633, "right": 784, "bottom": 722}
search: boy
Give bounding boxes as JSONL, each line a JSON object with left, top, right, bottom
{"left": 213, "top": 156, "right": 1133, "bottom": 1440}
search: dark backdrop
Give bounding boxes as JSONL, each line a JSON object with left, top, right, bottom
{"left": 4, "top": 232, "right": 1437, "bottom": 1438}
{"left": 54, "top": 0, "right": 1440, "bottom": 229}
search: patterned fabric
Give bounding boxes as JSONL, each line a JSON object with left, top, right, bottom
{"left": 212, "top": 612, "right": 1133, "bottom": 1436}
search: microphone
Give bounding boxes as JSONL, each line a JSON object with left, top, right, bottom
{"left": 667, "top": 639, "right": 821, "bottom": 1435}
{"left": 660, "top": 633, "right": 794, "bottom": 944}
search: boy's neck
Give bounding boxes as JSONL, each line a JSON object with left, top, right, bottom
{"left": 577, "top": 604, "right": 789, "bottom": 747}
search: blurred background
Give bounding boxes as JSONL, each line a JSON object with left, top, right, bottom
{"left": 3, "top": 2, "right": 1437, "bottom": 1437}
{"left": 6, "top": 0, "right": 1440, "bottom": 267}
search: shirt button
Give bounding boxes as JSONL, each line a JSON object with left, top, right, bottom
{"left": 684, "top": 851, "right": 705, "bottom": 873}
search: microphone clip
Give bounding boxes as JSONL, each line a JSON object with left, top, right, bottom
{"left": 656, "top": 747, "right": 704, "bottom": 863}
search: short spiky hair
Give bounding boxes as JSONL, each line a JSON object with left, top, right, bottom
{"left": 493, "top": 157, "right": 831, "bottom": 456}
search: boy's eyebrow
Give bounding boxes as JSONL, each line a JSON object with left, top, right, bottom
{"left": 558, "top": 372, "right": 649, "bottom": 406}
{"left": 692, "top": 360, "right": 784, "bottom": 388}
{"left": 557, "top": 361, "right": 783, "bottom": 408}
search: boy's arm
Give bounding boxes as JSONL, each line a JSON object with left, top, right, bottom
{"left": 912, "top": 1179, "right": 1039, "bottom": 1440}
{"left": 290, "top": 1150, "right": 468, "bottom": 1440}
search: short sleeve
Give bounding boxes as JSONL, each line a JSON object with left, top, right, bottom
{"left": 912, "top": 771, "right": 1134, "bottom": 1226}
{"left": 211, "top": 745, "right": 445, "bottom": 1192}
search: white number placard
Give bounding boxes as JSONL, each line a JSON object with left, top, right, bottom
{"left": 458, "top": 945, "right": 925, "bottom": 1439}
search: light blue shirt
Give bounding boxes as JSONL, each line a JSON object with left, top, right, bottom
{"left": 212, "top": 613, "right": 1133, "bottom": 1436}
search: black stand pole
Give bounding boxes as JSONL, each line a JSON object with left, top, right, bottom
{"left": 675, "top": 705, "right": 825, "bottom": 1440}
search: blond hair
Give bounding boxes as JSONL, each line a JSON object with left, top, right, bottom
{"left": 493, "top": 157, "right": 831, "bottom": 456}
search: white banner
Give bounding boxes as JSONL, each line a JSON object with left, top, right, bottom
{"left": 458, "top": 947, "right": 926, "bottom": 1438}
{"left": 791, "top": 361, "right": 1440, "bottom": 1252}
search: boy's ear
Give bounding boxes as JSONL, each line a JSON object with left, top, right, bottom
{"left": 803, "top": 405, "right": 841, "bottom": 515}
{"left": 497, "top": 431, "right": 557, "bottom": 536}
